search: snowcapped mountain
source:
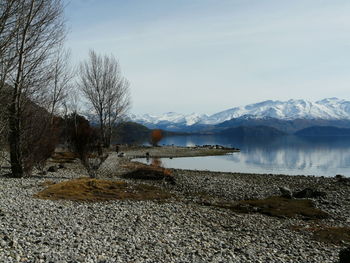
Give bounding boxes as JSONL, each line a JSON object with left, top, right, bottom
{"left": 204, "top": 98, "right": 350, "bottom": 124}
{"left": 130, "top": 112, "right": 209, "bottom": 126}
{"left": 131, "top": 98, "right": 350, "bottom": 129}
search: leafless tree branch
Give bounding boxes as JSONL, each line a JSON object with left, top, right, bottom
{"left": 77, "top": 50, "right": 131, "bottom": 147}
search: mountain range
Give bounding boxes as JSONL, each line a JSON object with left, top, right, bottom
{"left": 130, "top": 98, "right": 350, "bottom": 135}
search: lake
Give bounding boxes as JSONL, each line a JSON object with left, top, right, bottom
{"left": 137, "top": 135, "right": 350, "bottom": 177}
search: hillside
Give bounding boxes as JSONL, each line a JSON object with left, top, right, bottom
{"left": 113, "top": 122, "right": 151, "bottom": 144}
{"left": 216, "top": 116, "right": 350, "bottom": 134}
{"left": 220, "top": 126, "right": 286, "bottom": 137}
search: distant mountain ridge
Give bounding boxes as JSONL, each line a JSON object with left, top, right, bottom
{"left": 130, "top": 98, "right": 350, "bottom": 132}
{"left": 220, "top": 126, "right": 286, "bottom": 137}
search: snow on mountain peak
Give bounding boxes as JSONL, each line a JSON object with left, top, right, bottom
{"left": 131, "top": 98, "right": 350, "bottom": 127}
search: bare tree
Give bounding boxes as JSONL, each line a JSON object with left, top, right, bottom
{"left": 78, "top": 50, "right": 131, "bottom": 148}
{"left": 45, "top": 46, "right": 73, "bottom": 121}
{"left": 1, "top": 0, "right": 66, "bottom": 177}
{"left": 0, "top": 1, "right": 17, "bottom": 172}
{"left": 0, "top": 1, "right": 19, "bottom": 90}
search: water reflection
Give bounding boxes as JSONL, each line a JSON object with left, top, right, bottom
{"left": 139, "top": 135, "right": 350, "bottom": 177}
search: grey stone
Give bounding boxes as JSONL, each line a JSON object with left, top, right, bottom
{"left": 279, "top": 186, "right": 293, "bottom": 198}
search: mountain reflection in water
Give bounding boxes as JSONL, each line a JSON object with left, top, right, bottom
{"left": 138, "top": 135, "right": 350, "bottom": 177}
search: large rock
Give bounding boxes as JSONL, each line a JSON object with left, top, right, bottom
{"left": 339, "top": 247, "right": 350, "bottom": 263}
{"left": 336, "top": 175, "right": 350, "bottom": 185}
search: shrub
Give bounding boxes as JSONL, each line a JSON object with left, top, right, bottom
{"left": 150, "top": 129, "right": 163, "bottom": 146}
{"left": 64, "top": 113, "right": 108, "bottom": 177}
{"left": 21, "top": 105, "right": 61, "bottom": 175}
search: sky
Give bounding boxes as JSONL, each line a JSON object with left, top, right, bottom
{"left": 64, "top": 0, "right": 350, "bottom": 115}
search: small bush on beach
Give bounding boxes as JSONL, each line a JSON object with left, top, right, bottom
{"left": 150, "top": 129, "right": 163, "bottom": 146}
{"left": 64, "top": 113, "right": 108, "bottom": 177}
{"left": 34, "top": 177, "right": 171, "bottom": 201}
{"left": 122, "top": 157, "right": 175, "bottom": 184}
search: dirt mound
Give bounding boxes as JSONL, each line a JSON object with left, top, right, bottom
{"left": 34, "top": 177, "right": 171, "bottom": 202}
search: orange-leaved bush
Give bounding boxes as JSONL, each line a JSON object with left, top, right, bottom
{"left": 150, "top": 129, "right": 163, "bottom": 146}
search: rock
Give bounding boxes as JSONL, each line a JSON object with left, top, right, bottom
{"left": 118, "top": 153, "right": 125, "bottom": 157}
{"left": 293, "top": 188, "right": 327, "bottom": 198}
{"left": 336, "top": 175, "right": 350, "bottom": 185}
{"left": 279, "top": 186, "right": 293, "bottom": 198}
{"left": 47, "top": 166, "right": 58, "bottom": 172}
{"left": 336, "top": 174, "right": 346, "bottom": 180}
{"left": 0, "top": 148, "right": 349, "bottom": 262}
{"left": 58, "top": 164, "right": 65, "bottom": 169}
{"left": 339, "top": 247, "right": 350, "bottom": 263}
{"left": 0, "top": 209, "right": 5, "bottom": 217}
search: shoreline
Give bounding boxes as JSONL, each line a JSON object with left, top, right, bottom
{"left": 124, "top": 145, "right": 338, "bottom": 178}
{"left": 118, "top": 145, "right": 239, "bottom": 159}
{"left": 0, "top": 146, "right": 349, "bottom": 262}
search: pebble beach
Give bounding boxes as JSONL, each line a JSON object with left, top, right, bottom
{"left": 0, "top": 146, "right": 349, "bottom": 262}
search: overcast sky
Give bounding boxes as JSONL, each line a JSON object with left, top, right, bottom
{"left": 64, "top": 0, "right": 350, "bottom": 115}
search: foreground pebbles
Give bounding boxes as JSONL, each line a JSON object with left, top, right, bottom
{"left": 0, "top": 152, "right": 349, "bottom": 262}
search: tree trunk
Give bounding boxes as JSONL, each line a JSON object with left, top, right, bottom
{"left": 99, "top": 113, "right": 107, "bottom": 147}
{"left": 8, "top": 101, "right": 23, "bottom": 177}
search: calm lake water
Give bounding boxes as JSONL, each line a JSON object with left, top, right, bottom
{"left": 137, "top": 135, "right": 350, "bottom": 177}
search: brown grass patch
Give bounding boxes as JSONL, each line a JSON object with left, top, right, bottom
{"left": 34, "top": 177, "right": 171, "bottom": 202}
{"left": 51, "top": 152, "right": 78, "bottom": 163}
{"left": 291, "top": 225, "right": 350, "bottom": 244}
{"left": 313, "top": 227, "right": 350, "bottom": 244}
{"left": 120, "top": 161, "right": 146, "bottom": 170}
{"left": 121, "top": 167, "right": 175, "bottom": 184}
{"left": 38, "top": 180, "right": 56, "bottom": 187}
{"left": 223, "top": 196, "right": 328, "bottom": 219}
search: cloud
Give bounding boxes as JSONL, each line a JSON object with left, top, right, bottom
{"left": 65, "top": 0, "right": 350, "bottom": 114}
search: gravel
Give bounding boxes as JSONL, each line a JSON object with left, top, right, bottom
{"left": 0, "top": 149, "right": 349, "bottom": 262}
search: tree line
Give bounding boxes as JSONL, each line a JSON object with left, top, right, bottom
{"left": 0, "top": 0, "right": 131, "bottom": 178}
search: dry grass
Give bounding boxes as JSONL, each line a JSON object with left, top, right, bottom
{"left": 215, "top": 196, "right": 328, "bottom": 219}
{"left": 120, "top": 161, "right": 146, "bottom": 170}
{"left": 121, "top": 159, "right": 175, "bottom": 184}
{"left": 121, "top": 167, "right": 175, "bottom": 184}
{"left": 38, "top": 180, "right": 56, "bottom": 187}
{"left": 51, "top": 152, "right": 78, "bottom": 163}
{"left": 34, "top": 177, "right": 171, "bottom": 202}
{"left": 291, "top": 224, "right": 350, "bottom": 244}
{"left": 313, "top": 227, "right": 350, "bottom": 244}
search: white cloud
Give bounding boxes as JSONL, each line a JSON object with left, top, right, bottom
{"left": 65, "top": 0, "right": 350, "bottom": 114}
